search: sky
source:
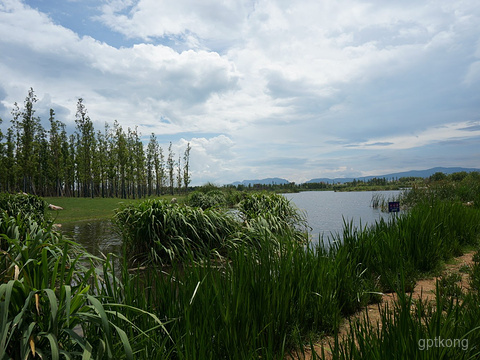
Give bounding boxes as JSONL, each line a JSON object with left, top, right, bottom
{"left": 0, "top": 0, "right": 479, "bottom": 186}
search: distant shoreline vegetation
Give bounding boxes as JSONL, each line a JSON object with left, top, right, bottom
{"left": 223, "top": 169, "right": 480, "bottom": 196}
{"left": 0, "top": 88, "right": 192, "bottom": 198}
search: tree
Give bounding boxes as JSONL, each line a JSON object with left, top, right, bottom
{"left": 0, "top": 89, "right": 194, "bottom": 198}
{"left": 15, "top": 88, "right": 41, "bottom": 193}
{"left": 430, "top": 172, "right": 446, "bottom": 182}
{"left": 176, "top": 155, "right": 182, "bottom": 193}
{"left": 167, "top": 142, "right": 175, "bottom": 195}
{"left": 5, "top": 128, "right": 17, "bottom": 192}
{"left": 155, "top": 143, "right": 165, "bottom": 196}
{"left": 33, "top": 123, "right": 48, "bottom": 195}
{"left": 74, "top": 98, "right": 96, "bottom": 197}
{"left": 146, "top": 133, "right": 157, "bottom": 196}
{"left": 113, "top": 121, "right": 127, "bottom": 198}
{"left": 183, "top": 142, "right": 191, "bottom": 192}
{"left": 48, "top": 109, "right": 66, "bottom": 196}
{"left": 133, "top": 127, "right": 146, "bottom": 198}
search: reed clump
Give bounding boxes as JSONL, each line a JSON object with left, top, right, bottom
{"left": 0, "top": 195, "right": 167, "bottom": 359}
{"left": 115, "top": 192, "right": 309, "bottom": 265}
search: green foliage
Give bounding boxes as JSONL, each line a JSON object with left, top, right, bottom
{"left": 186, "top": 190, "right": 227, "bottom": 209}
{"left": 0, "top": 213, "right": 138, "bottom": 359}
{"left": 0, "top": 207, "right": 176, "bottom": 359}
{"left": 0, "top": 193, "right": 49, "bottom": 227}
{"left": 0, "top": 89, "right": 190, "bottom": 198}
{"left": 332, "top": 256, "right": 480, "bottom": 359}
{"left": 116, "top": 192, "right": 310, "bottom": 265}
{"left": 403, "top": 171, "right": 480, "bottom": 208}
{"left": 114, "top": 199, "right": 240, "bottom": 264}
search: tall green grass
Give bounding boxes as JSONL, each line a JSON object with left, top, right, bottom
{"left": 114, "top": 199, "right": 240, "bottom": 265}
{"left": 115, "top": 192, "right": 309, "bottom": 265}
{"left": 0, "top": 193, "right": 49, "bottom": 226}
{"left": 0, "top": 211, "right": 166, "bottom": 359}
{"left": 331, "top": 199, "right": 480, "bottom": 293}
{"left": 2, "top": 186, "right": 480, "bottom": 359}
{"left": 332, "top": 251, "right": 480, "bottom": 359}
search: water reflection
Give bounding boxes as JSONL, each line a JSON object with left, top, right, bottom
{"left": 60, "top": 220, "right": 123, "bottom": 260}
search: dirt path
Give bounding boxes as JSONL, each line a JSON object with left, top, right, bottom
{"left": 295, "top": 251, "right": 476, "bottom": 360}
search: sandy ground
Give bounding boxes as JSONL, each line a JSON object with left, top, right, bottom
{"left": 293, "top": 251, "right": 476, "bottom": 360}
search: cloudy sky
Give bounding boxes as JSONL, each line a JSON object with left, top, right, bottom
{"left": 1, "top": 0, "right": 479, "bottom": 185}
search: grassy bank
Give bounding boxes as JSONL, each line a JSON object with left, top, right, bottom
{"left": 44, "top": 195, "right": 182, "bottom": 223}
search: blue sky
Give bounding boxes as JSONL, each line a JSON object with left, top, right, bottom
{"left": 1, "top": 0, "right": 479, "bottom": 185}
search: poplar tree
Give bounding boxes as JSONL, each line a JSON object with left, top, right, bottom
{"left": 48, "top": 109, "right": 65, "bottom": 196}
{"left": 74, "top": 98, "right": 96, "bottom": 197}
{"left": 0, "top": 117, "right": 4, "bottom": 192}
{"left": 5, "top": 128, "right": 16, "bottom": 192}
{"left": 155, "top": 142, "right": 165, "bottom": 196}
{"left": 167, "top": 142, "right": 175, "bottom": 195}
{"left": 104, "top": 123, "right": 116, "bottom": 197}
{"left": 146, "top": 133, "right": 157, "bottom": 196}
{"left": 0, "top": 90, "right": 194, "bottom": 198}
{"left": 176, "top": 155, "right": 182, "bottom": 193}
{"left": 183, "top": 142, "right": 191, "bottom": 192}
{"left": 95, "top": 126, "right": 109, "bottom": 197}
{"left": 132, "top": 127, "right": 145, "bottom": 198}
{"left": 33, "top": 124, "right": 49, "bottom": 195}
{"left": 62, "top": 134, "right": 76, "bottom": 197}
{"left": 16, "top": 88, "right": 40, "bottom": 193}
{"left": 113, "top": 121, "right": 127, "bottom": 198}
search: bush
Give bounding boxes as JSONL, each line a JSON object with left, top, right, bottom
{"left": 0, "top": 193, "right": 49, "bottom": 225}
{"left": 0, "top": 213, "right": 140, "bottom": 359}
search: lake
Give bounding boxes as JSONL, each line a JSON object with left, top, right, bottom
{"left": 60, "top": 220, "right": 122, "bottom": 260}
{"left": 283, "top": 190, "right": 402, "bottom": 242}
{"left": 62, "top": 190, "right": 402, "bottom": 256}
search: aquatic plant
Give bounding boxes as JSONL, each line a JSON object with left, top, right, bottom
{"left": 0, "top": 193, "right": 49, "bottom": 226}
{"left": 0, "top": 212, "right": 165, "bottom": 359}
{"left": 114, "top": 199, "right": 240, "bottom": 264}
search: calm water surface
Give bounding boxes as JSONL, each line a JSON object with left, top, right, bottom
{"left": 60, "top": 220, "right": 122, "bottom": 259}
{"left": 283, "top": 190, "right": 402, "bottom": 242}
{"left": 63, "top": 190, "right": 402, "bottom": 256}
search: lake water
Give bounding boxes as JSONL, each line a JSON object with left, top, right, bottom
{"left": 62, "top": 190, "right": 402, "bottom": 257}
{"left": 60, "top": 220, "right": 122, "bottom": 260}
{"left": 283, "top": 190, "right": 402, "bottom": 242}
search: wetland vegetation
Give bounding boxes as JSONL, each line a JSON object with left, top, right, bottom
{"left": 1, "top": 172, "right": 480, "bottom": 358}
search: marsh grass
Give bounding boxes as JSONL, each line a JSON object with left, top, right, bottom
{"left": 0, "top": 210, "right": 168, "bottom": 359}
{"left": 332, "top": 253, "right": 480, "bottom": 359}
{"left": 115, "top": 192, "right": 309, "bottom": 265}
{"left": 114, "top": 199, "right": 240, "bottom": 265}
{"left": 2, "top": 186, "right": 480, "bottom": 359}
{"left": 0, "top": 193, "right": 49, "bottom": 226}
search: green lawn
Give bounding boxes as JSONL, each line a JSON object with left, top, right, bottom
{"left": 45, "top": 195, "right": 183, "bottom": 223}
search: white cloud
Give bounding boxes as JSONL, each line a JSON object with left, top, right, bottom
{"left": 1, "top": 0, "right": 480, "bottom": 184}
{"left": 348, "top": 121, "right": 480, "bottom": 150}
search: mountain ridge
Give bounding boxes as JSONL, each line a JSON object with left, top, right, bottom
{"left": 231, "top": 167, "right": 480, "bottom": 186}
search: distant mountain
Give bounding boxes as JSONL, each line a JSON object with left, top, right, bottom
{"left": 306, "top": 167, "right": 480, "bottom": 184}
{"left": 232, "top": 177, "right": 290, "bottom": 186}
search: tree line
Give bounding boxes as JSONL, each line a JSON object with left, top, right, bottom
{"left": 0, "top": 88, "right": 192, "bottom": 198}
